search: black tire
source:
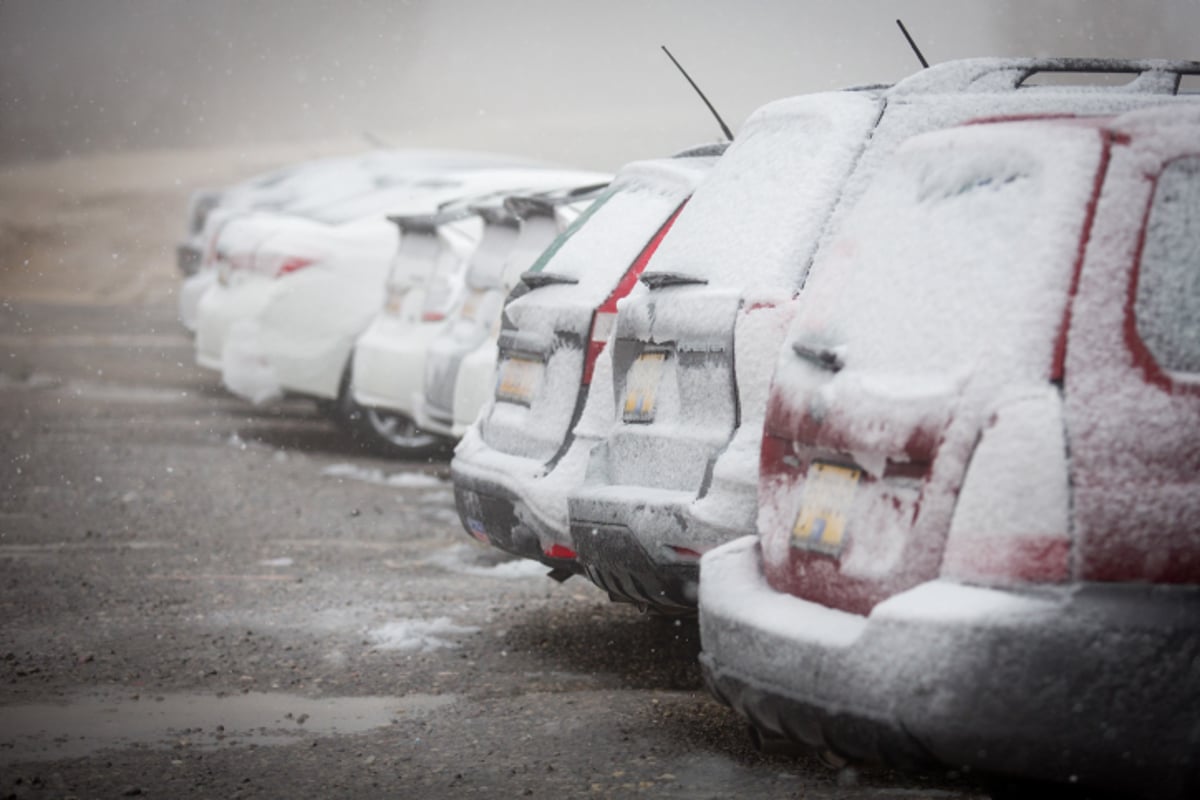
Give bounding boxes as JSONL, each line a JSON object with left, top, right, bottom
{"left": 331, "top": 364, "right": 445, "bottom": 458}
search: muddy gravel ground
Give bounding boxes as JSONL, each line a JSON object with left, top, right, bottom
{"left": 0, "top": 147, "right": 994, "bottom": 799}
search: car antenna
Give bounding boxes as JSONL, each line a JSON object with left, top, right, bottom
{"left": 661, "top": 45, "right": 735, "bottom": 142}
{"left": 895, "top": 19, "right": 930, "bottom": 69}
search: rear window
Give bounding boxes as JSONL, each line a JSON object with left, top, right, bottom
{"left": 645, "top": 92, "right": 882, "bottom": 290}
{"left": 788, "top": 122, "right": 1105, "bottom": 382}
{"left": 525, "top": 186, "right": 687, "bottom": 303}
{"left": 1134, "top": 155, "right": 1200, "bottom": 376}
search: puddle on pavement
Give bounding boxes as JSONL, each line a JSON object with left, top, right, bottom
{"left": 0, "top": 689, "right": 457, "bottom": 763}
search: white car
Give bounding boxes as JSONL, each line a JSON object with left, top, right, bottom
{"left": 193, "top": 168, "right": 609, "bottom": 429}
{"left": 449, "top": 147, "right": 721, "bottom": 577}
{"left": 177, "top": 149, "right": 554, "bottom": 328}
{"left": 414, "top": 183, "right": 608, "bottom": 440}
{"left": 350, "top": 194, "right": 502, "bottom": 457}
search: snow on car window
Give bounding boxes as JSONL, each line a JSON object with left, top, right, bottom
{"left": 1135, "top": 154, "right": 1200, "bottom": 375}
{"left": 506, "top": 159, "right": 714, "bottom": 335}
{"left": 646, "top": 91, "right": 882, "bottom": 289}
{"left": 787, "top": 122, "right": 1105, "bottom": 385}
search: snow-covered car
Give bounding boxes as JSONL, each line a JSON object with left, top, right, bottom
{"left": 177, "top": 149, "right": 555, "bottom": 327}
{"left": 566, "top": 57, "right": 1200, "bottom": 615}
{"left": 699, "top": 108, "right": 1200, "bottom": 798}
{"left": 346, "top": 199, "right": 486, "bottom": 458}
{"left": 450, "top": 146, "right": 724, "bottom": 578}
{"left": 414, "top": 182, "right": 610, "bottom": 440}
{"left": 193, "top": 168, "right": 607, "bottom": 424}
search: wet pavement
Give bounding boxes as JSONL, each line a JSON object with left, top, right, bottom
{"left": 0, "top": 299, "right": 998, "bottom": 799}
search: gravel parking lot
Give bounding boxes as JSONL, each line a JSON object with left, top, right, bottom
{"left": 0, "top": 149, "right": 991, "bottom": 799}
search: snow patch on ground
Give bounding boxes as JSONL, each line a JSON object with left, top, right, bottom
{"left": 427, "top": 544, "right": 550, "bottom": 579}
{"left": 366, "top": 617, "right": 480, "bottom": 652}
{"left": 320, "top": 463, "right": 446, "bottom": 489}
{"left": 258, "top": 557, "right": 294, "bottom": 567}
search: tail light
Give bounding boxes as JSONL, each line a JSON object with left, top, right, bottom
{"left": 940, "top": 388, "right": 1072, "bottom": 587}
{"left": 581, "top": 201, "right": 688, "bottom": 385}
{"left": 543, "top": 544, "right": 577, "bottom": 560}
{"left": 421, "top": 310, "right": 446, "bottom": 322}
{"left": 269, "top": 256, "right": 315, "bottom": 278}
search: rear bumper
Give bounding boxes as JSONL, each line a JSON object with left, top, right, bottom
{"left": 699, "top": 537, "right": 1200, "bottom": 798}
{"left": 568, "top": 488, "right": 700, "bottom": 613}
{"left": 352, "top": 315, "right": 444, "bottom": 416}
{"left": 194, "top": 279, "right": 273, "bottom": 371}
{"left": 452, "top": 469, "right": 579, "bottom": 576}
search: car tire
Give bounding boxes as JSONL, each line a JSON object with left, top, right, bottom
{"left": 360, "top": 406, "right": 444, "bottom": 459}
{"left": 329, "top": 364, "right": 444, "bottom": 459}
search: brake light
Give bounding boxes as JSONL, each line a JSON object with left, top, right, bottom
{"left": 667, "top": 545, "right": 704, "bottom": 561}
{"left": 581, "top": 200, "right": 688, "bottom": 385}
{"left": 940, "top": 389, "right": 1072, "bottom": 587}
{"left": 274, "top": 256, "right": 315, "bottom": 278}
{"left": 543, "top": 544, "right": 577, "bottom": 560}
{"left": 582, "top": 311, "right": 616, "bottom": 384}
{"left": 421, "top": 311, "right": 446, "bottom": 322}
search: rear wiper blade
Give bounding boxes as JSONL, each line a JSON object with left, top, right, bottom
{"left": 639, "top": 271, "right": 709, "bottom": 289}
{"left": 520, "top": 271, "right": 579, "bottom": 289}
{"left": 792, "top": 341, "right": 844, "bottom": 372}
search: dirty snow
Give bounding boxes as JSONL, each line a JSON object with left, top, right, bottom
{"left": 320, "top": 463, "right": 446, "bottom": 489}
{"left": 366, "top": 617, "right": 480, "bottom": 652}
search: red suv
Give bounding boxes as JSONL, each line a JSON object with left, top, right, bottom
{"left": 699, "top": 107, "right": 1200, "bottom": 798}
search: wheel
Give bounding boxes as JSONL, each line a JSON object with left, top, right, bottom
{"left": 322, "top": 364, "right": 444, "bottom": 457}
{"left": 360, "top": 406, "right": 444, "bottom": 458}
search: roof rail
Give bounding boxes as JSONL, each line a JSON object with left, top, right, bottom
{"left": 893, "top": 57, "right": 1200, "bottom": 95}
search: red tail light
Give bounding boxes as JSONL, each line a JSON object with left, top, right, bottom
{"left": 421, "top": 311, "right": 446, "bottom": 322}
{"left": 275, "top": 256, "right": 315, "bottom": 278}
{"left": 581, "top": 201, "right": 688, "bottom": 385}
{"left": 544, "top": 544, "right": 577, "bottom": 560}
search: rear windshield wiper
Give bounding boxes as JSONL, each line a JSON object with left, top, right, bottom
{"left": 639, "top": 271, "right": 709, "bottom": 289}
{"left": 520, "top": 271, "right": 579, "bottom": 289}
{"left": 793, "top": 341, "right": 844, "bottom": 372}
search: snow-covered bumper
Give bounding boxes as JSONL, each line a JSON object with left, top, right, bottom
{"left": 568, "top": 488, "right": 701, "bottom": 614}
{"left": 418, "top": 342, "right": 498, "bottom": 439}
{"left": 450, "top": 426, "right": 577, "bottom": 574}
{"left": 194, "top": 279, "right": 274, "bottom": 371}
{"left": 351, "top": 315, "right": 441, "bottom": 416}
{"left": 698, "top": 536, "right": 1200, "bottom": 798}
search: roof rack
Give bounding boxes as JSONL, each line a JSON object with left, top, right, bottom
{"left": 893, "top": 57, "right": 1200, "bottom": 95}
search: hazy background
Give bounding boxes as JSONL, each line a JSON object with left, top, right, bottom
{"left": 1, "top": 0, "right": 1198, "bottom": 170}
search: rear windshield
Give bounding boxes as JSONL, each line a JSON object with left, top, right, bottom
{"left": 789, "top": 122, "right": 1105, "bottom": 381}
{"left": 646, "top": 92, "right": 882, "bottom": 290}
{"left": 524, "top": 183, "right": 688, "bottom": 303}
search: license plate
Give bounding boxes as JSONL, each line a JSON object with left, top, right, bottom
{"left": 622, "top": 351, "right": 667, "bottom": 423}
{"left": 791, "top": 463, "right": 861, "bottom": 556}
{"left": 495, "top": 355, "right": 542, "bottom": 406}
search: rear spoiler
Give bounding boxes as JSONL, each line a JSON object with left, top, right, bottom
{"left": 504, "top": 182, "right": 611, "bottom": 219}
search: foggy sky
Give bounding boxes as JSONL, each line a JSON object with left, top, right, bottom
{"left": 1, "top": 0, "right": 1197, "bottom": 170}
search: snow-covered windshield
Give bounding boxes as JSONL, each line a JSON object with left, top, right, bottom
{"left": 790, "top": 121, "right": 1106, "bottom": 381}
{"left": 645, "top": 91, "right": 882, "bottom": 290}
{"left": 464, "top": 220, "right": 520, "bottom": 291}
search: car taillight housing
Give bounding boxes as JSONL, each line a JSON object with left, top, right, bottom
{"left": 940, "top": 388, "right": 1073, "bottom": 588}
{"left": 581, "top": 201, "right": 687, "bottom": 385}
{"left": 273, "top": 256, "right": 314, "bottom": 278}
